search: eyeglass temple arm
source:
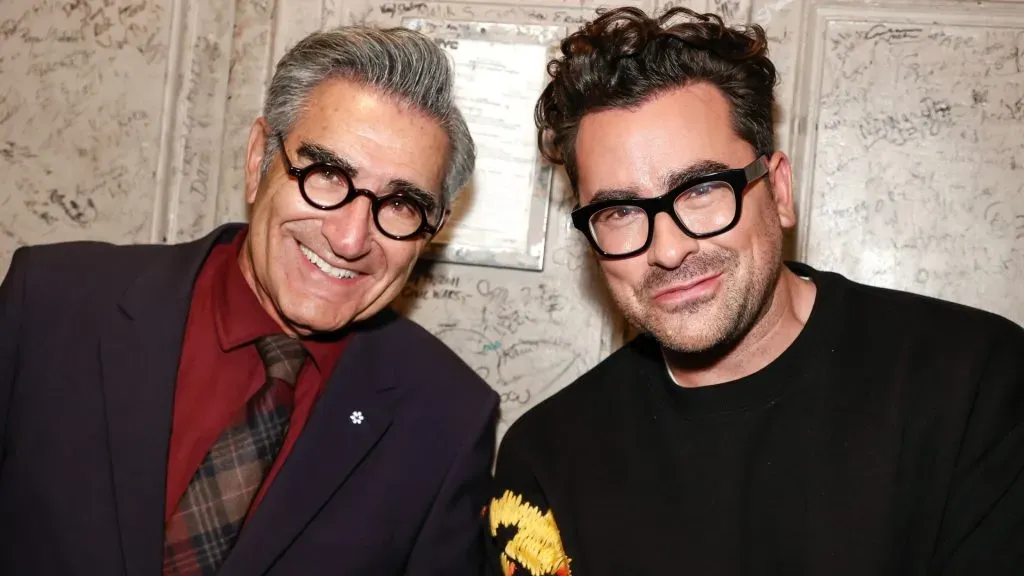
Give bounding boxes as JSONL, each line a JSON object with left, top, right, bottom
{"left": 745, "top": 154, "right": 770, "bottom": 181}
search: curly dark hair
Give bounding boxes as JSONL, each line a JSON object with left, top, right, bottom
{"left": 536, "top": 6, "right": 778, "bottom": 194}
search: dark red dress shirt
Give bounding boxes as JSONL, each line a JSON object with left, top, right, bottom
{"left": 164, "top": 228, "right": 348, "bottom": 521}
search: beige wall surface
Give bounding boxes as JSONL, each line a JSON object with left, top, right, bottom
{"left": 2, "top": 0, "right": 1022, "bottom": 436}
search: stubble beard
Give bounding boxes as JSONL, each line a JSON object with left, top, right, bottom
{"left": 618, "top": 244, "right": 783, "bottom": 358}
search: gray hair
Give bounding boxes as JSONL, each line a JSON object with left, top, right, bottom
{"left": 259, "top": 26, "right": 475, "bottom": 204}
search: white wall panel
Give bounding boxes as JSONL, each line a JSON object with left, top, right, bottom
{"left": 0, "top": 0, "right": 174, "bottom": 266}
{"left": 790, "top": 2, "right": 1024, "bottom": 325}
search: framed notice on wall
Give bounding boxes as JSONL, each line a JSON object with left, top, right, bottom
{"left": 402, "top": 18, "right": 560, "bottom": 271}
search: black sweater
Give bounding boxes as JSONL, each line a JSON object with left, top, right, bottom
{"left": 488, "top": 262, "right": 1024, "bottom": 575}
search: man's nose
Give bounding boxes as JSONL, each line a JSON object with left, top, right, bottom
{"left": 321, "top": 195, "right": 374, "bottom": 261}
{"left": 646, "top": 212, "right": 699, "bottom": 269}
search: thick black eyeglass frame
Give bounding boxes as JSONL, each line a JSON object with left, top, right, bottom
{"left": 276, "top": 134, "right": 445, "bottom": 241}
{"left": 570, "top": 155, "right": 770, "bottom": 259}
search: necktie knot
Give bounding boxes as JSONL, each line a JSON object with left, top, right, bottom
{"left": 254, "top": 334, "right": 308, "bottom": 386}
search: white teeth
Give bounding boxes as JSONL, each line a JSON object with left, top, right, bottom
{"left": 300, "top": 245, "right": 358, "bottom": 279}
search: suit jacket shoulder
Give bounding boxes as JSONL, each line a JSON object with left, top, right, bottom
{"left": 13, "top": 240, "right": 177, "bottom": 309}
{"left": 356, "top": 309, "right": 498, "bottom": 409}
{"left": 12, "top": 225, "right": 242, "bottom": 324}
{"left": 9, "top": 241, "right": 198, "bottom": 350}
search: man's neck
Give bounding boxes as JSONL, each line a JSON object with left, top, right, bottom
{"left": 663, "top": 267, "right": 817, "bottom": 388}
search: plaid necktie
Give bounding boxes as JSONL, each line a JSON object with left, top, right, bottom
{"left": 162, "top": 334, "right": 308, "bottom": 575}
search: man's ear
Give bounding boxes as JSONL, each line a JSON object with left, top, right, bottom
{"left": 244, "top": 117, "right": 271, "bottom": 205}
{"left": 767, "top": 151, "right": 796, "bottom": 229}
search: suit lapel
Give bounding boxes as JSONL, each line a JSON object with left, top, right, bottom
{"left": 99, "top": 224, "right": 244, "bottom": 575}
{"left": 220, "top": 318, "right": 402, "bottom": 576}
{"left": 100, "top": 293, "right": 190, "bottom": 575}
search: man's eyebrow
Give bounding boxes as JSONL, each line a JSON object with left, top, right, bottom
{"left": 662, "top": 159, "right": 732, "bottom": 191}
{"left": 296, "top": 141, "right": 358, "bottom": 177}
{"left": 390, "top": 179, "right": 441, "bottom": 214}
{"left": 588, "top": 187, "right": 644, "bottom": 205}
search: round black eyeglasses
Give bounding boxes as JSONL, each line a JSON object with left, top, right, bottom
{"left": 277, "top": 135, "right": 446, "bottom": 240}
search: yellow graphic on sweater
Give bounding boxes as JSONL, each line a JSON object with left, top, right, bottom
{"left": 489, "top": 490, "right": 572, "bottom": 576}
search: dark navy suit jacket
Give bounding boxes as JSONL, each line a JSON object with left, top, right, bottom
{"left": 0, "top": 224, "right": 499, "bottom": 575}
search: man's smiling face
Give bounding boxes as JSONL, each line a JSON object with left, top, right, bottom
{"left": 240, "top": 77, "right": 450, "bottom": 336}
{"left": 574, "top": 83, "right": 794, "bottom": 353}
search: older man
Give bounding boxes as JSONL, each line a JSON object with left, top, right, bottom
{"left": 0, "top": 25, "right": 497, "bottom": 575}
